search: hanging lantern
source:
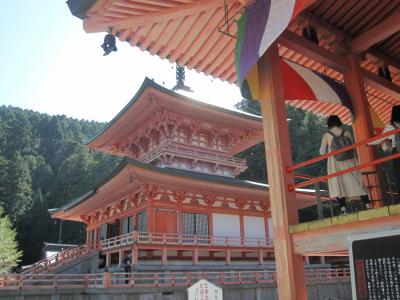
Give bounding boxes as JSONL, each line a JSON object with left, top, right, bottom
{"left": 101, "top": 34, "right": 117, "bottom": 56}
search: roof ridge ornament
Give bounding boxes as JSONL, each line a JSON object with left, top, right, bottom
{"left": 172, "top": 64, "right": 193, "bottom": 92}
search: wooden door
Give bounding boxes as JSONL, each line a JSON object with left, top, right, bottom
{"left": 155, "top": 210, "right": 177, "bottom": 241}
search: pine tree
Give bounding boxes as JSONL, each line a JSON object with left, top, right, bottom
{"left": 6, "top": 152, "right": 33, "bottom": 222}
{"left": 0, "top": 106, "right": 119, "bottom": 264}
{"left": 0, "top": 206, "right": 22, "bottom": 274}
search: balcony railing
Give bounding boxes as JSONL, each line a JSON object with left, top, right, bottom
{"left": 290, "top": 127, "right": 400, "bottom": 219}
{"left": 0, "top": 268, "right": 350, "bottom": 290}
{"left": 100, "top": 232, "right": 273, "bottom": 250}
{"left": 138, "top": 142, "right": 246, "bottom": 168}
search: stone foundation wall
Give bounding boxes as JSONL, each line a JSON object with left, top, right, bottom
{"left": 0, "top": 281, "right": 351, "bottom": 300}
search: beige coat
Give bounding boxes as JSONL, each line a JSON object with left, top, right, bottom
{"left": 320, "top": 127, "right": 367, "bottom": 198}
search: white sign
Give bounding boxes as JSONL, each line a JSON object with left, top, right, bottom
{"left": 187, "top": 279, "right": 223, "bottom": 300}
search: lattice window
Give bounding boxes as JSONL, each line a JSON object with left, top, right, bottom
{"left": 183, "top": 213, "right": 195, "bottom": 236}
{"left": 122, "top": 216, "right": 134, "bottom": 234}
{"left": 138, "top": 211, "right": 148, "bottom": 233}
{"left": 195, "top": 214, "right": 208, "bottom": 237}
{"left": 100, "top": 224, "right": 107, "bottom": 240}
{"left": 183, "top": 213, "right": 208, "bottom": 243}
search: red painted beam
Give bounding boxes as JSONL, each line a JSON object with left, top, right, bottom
{"left": 352, "top": 11, "right": 400, "bottom": 54}
{"left": 278, "top": 30, "right": 349, "bottom": 73}
{"left": 362, "top": 69, "right": 400, "bottom": 99}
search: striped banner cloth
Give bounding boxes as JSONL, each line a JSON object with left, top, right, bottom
{"left": 235, "top": 0, "right": 358, "bottom": 118}
{"left": 235, "top": 0, "right": 306, "bottom": 100}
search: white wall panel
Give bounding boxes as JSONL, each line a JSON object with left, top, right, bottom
{"left": 212, "top": 213, "right": 240, "bottom": 245}
{"left": 244, "top": 216, "right": 266, "bottom": 238}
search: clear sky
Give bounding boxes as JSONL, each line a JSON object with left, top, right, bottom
{"left": 0, "top": 1, "right": 242, "bottom": 122}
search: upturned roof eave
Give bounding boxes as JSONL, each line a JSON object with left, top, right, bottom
{"left": 51, "top": 156, "right": 269, "bottom": 218}
{"left": 85, "top": 78, "right": 262, "bottom": 148}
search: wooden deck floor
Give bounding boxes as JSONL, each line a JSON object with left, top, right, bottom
{"left": 290, "top": 204, "right": 400, "bottom": 256}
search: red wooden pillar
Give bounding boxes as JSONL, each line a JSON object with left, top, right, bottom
{"left": 258, "top": 44, "right": 307, "bottom": 300}
{"left": 193, "top": 248, "right": 199, "bottom": 265}
{"left": 207, "top": 197, "right": 213, "bottom": 237}
{"left": 264, "top": 213, "right": 270, "bottom": 241}
{"left": 162, "top": 247, "right": 168, "bottom": 265}
{"left": 147, "top": 203, "right": 155, "bottom": 233}
{"left": 105, "top": 252, "right": 111, "bottom": 267}
{"left": 344, "top": 55, "right": 382, "bottom": 206}
{"left": 177, "top": 195, "right": 183, "bottom": 234}
{"left": 225, "top": 250, "right": 231, "bottom": 265}
{"left": 258, "top": 250, "right": 264, "bottom": 265}
{"left": 239, "top": 208, "right": 245, "bottom": 244}
{"left": 85, "top": 229, "right": 90, "bottom": 247}
{"left": 118, "top": 249, "right": 123, "bottom": 265}
{"left": 132, "top": 246, "right": 138, "bottom": 265}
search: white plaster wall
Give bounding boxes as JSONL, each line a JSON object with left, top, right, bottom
{"left": 212, "top": 213, "right": 240, "bottom": 245}
{"left": 244, "top": 216, "right": 266, "bottom": 246}
{"left": 244, "top": 216, "right": 266, "bottom": 238}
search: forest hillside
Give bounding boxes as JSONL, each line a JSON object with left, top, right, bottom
{"left": 0, "top": 106, "right": 120, "bottom": 265}
{"left": 0, "top": 103, "right": 326, "bottom": 266}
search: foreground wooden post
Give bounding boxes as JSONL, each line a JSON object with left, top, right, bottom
{"left": 258, "top": 250, "right": 264, "bottom": 265}
{"left": 344, "top": 55, "right": 382, "bottom": 206}
{"left": 105, "top": 252, "right": 111, "bottom": 267}
{"left": 103, "top": 272, "right": 111, "bottom": 288}
{"left": 192, "top": 248, "right": 199, "bottom": 265}
{"left": 161, "top": 247, "right": 168, "bottom": 265}
{"left": 132, "top": 246, "right": 138, "bottom": 265}
{"left": 257, "top": 44, "right": 307, "bottom": 300}
{"left": 225, "top": 249, "right": 231, "bottom": 265}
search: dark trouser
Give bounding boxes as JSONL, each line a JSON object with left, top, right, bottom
{"left": 392, "top": 148, "right": 400, "bottom": 193}
{"left": 337, "top": 195, "right": 370, "bottom": 209}
{"left": 124, "top": 266, "right": 131, "bottom": 284}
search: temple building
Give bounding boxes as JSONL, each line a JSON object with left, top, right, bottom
{"left": 50, "top": 78, "right": 320, "bottom": 269}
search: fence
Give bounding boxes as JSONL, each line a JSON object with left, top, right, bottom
{"left": 101, "top": 232, "right": 274, "bottom": 250}
{"left": 21, "top": 245, "right": 88, "bottom": 275}
{"left": 0, "top": 268, "right": 350, "bottom": 290}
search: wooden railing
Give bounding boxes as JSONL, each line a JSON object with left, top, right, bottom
{"left": 21, "top": 245, "right": 89, "bottom": 275}
{"left": 287, "top": 127, "right": 400, "bottom": 190}
{"left": 0, "top": 268, "right": 350, "bottom": 290}
{"left": 139, "top": 143, "right": 246, "bottom": 167}
{"left": 100, "top": 232, "right": 274, "bottom": 250}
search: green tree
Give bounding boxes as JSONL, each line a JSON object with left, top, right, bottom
{"left": 0, "top": 105, "right": 119, "bottom": 265}
{"left": 5, "top": 152, "right": 33, "bottom": 222}
{"left": 0, "top": 206, "right": 22, "bottom": 274}
{"left": 235, "top": 99, "right": 327, "bottom": 182}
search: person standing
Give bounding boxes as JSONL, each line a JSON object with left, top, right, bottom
{"left": 320, "top": 115, "right": 371, "bottom": 214}
{"left": 372, "top": 105, "right": 400, "bottom": 193}
{"left": 121, "top": 254, "right": 132, "bottom": 284}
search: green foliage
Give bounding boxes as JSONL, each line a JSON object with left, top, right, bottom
{"left": 0, "top": 106, "right": 120, "bottom": 265}
{"left": 235, "top": 99, "right": 327, "bottom": 181}
{"left": 235, "top": 99, "right": 328, "bottom": 222}
{"left": 0, "top": 206, "right": 22, "bottom": 274}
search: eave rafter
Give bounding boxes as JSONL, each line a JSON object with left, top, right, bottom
{"left": 296, "top": 12, "right": 400, "bottom": 100}
{"left": 351, "top": 10, "right": 400, "bottom": 54}
{"left": 84, "top": 0, "right": 241, "bottom": 33}
{"left": 80, "top": 1, "right": 400, "bottom": 110}
{"left": 301, "top": 11, "right": 400, "bottom": 74}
